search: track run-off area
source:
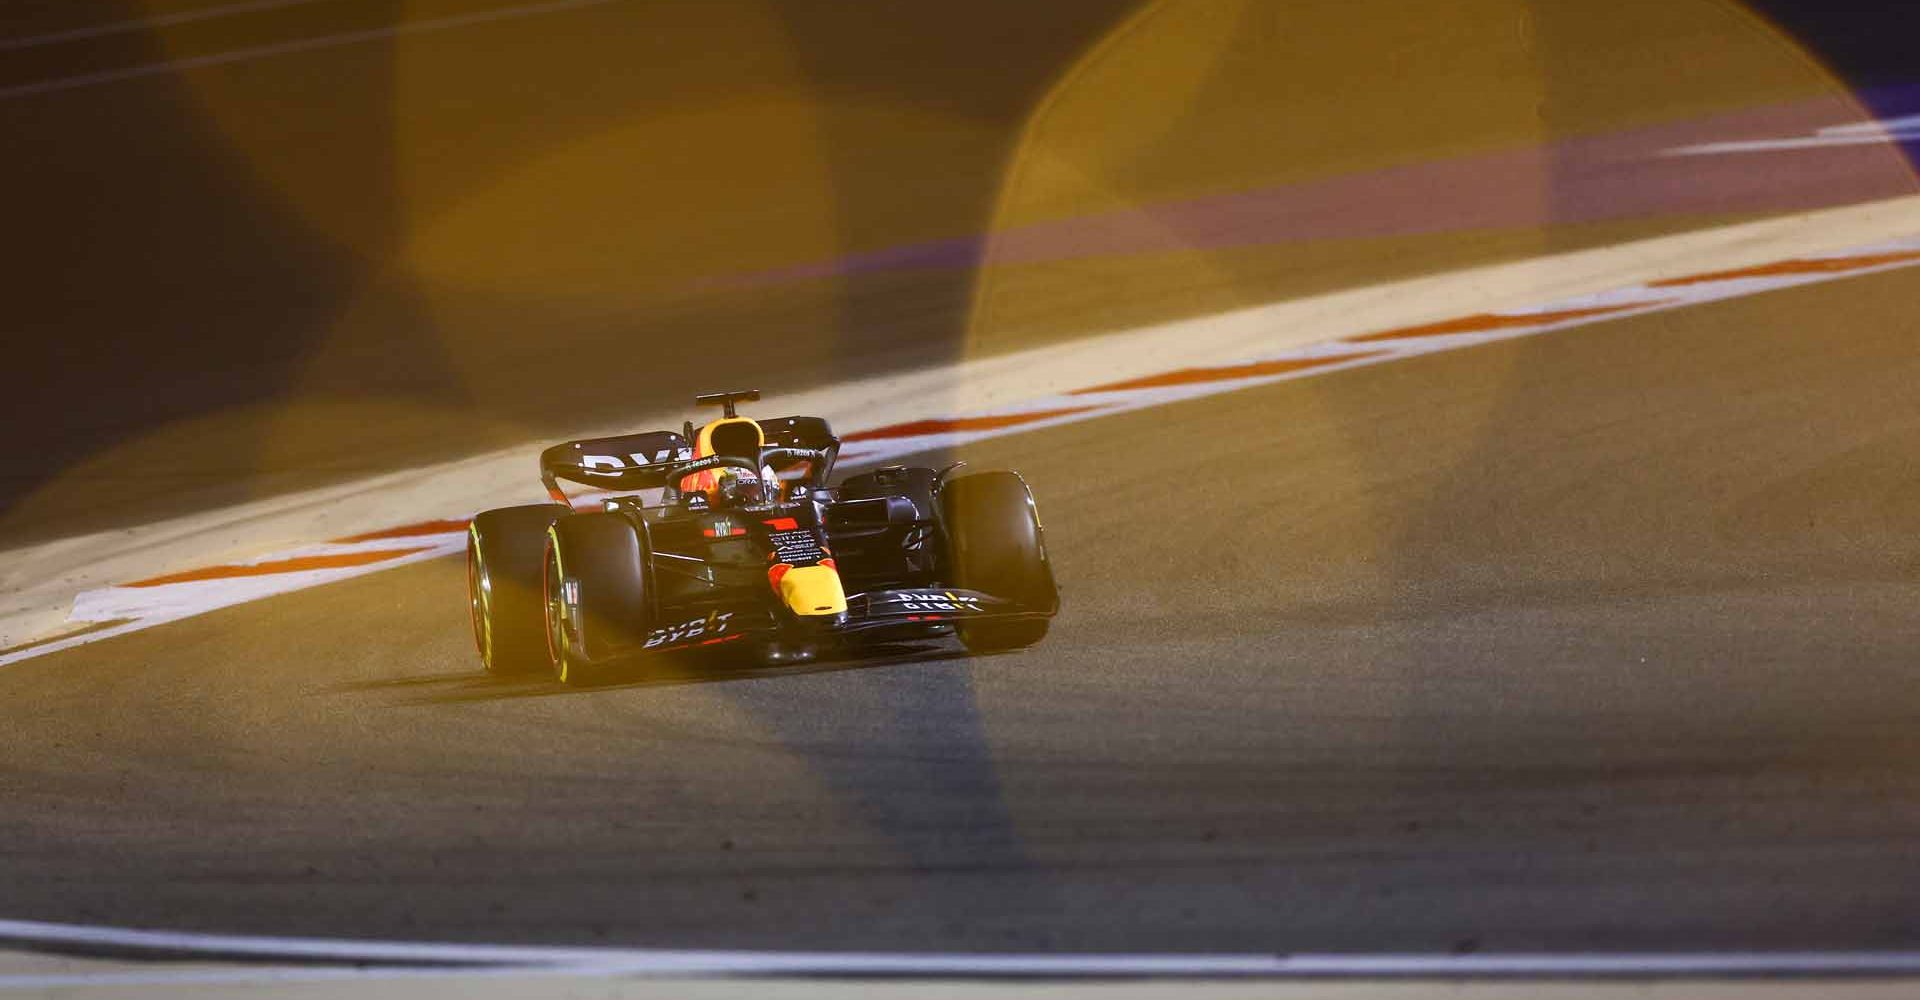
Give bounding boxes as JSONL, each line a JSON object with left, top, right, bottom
{"left": 7, "top": 205, "right": 1920, "bottom": 667}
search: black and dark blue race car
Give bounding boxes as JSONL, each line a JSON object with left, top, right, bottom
{"left": 465, "top": 390, "right": 1058, "bottom": 684}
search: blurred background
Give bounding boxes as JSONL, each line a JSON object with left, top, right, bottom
{"left": 3, "top": 0, "right": 1914, "bottom": 548}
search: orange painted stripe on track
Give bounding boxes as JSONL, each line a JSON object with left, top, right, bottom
{"left": 0, "top": 618, "right": 136, "bottom": 658}
{"left": 843, "top": 406, "right": 1102, "bottom": 442}
{"left": 1647, "top": 250, "right": 1920, "bottom": 287}
{"left": 124, "top": 547, "right": 437, "bottom": 588}
{"left": 1343, "top": 303, "right": 1654, "bottom": 344}
{"left": 333, "top": 519, "right": 471, "bottom": 543}
{"left": 1068, "top": 352, "right": 1384, "bottom": 394}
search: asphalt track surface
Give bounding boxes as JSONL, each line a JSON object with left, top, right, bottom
{"left": 7, "top": 262, "right": 1920, "bottom": 955}
{"left": 11, "top": 0, "right": 1920, "bottom": 970}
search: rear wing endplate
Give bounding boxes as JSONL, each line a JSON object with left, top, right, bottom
{"left": 537, "top": 417, "right": 840, "bottom": 504}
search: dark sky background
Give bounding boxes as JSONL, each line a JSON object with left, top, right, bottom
{"left": 1750, "top": 0, "right": 1920, "bottom": 162}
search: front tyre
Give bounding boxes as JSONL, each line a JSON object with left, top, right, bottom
{"left": 467, "top": 503, "right": 572, "bottom": 675}
{"left": 544, "top": 512, "right": 653, "bottom": 686}
{"left": 941, "top": 471, "right": 1058, "bottom": 654}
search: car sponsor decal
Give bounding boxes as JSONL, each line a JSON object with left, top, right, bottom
{"left": 579, "top": 444, "right": 692, "bottom": 476}
{"left": 766, "top": 524, "right": 825, "bottom": 567}
{"left": 882, "top": 591, "right": 991, "bottom": 613}
{"left": 642, "top": 610, "right": 735, "bottom": 650}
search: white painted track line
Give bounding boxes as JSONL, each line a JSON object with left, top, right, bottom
{"left": 0, "top": 0, "right": 339, "bottom": 52}
{"left": 1668, "top": 114, "right": 1920, "bottom": 156}
{"left": 12, "top": 916, "right": 1920, "bottom": 985}
{"left": 0, "top": 0, "right": 630, "bottom": 101}
{"left": 7, "top": 195, "right": 1920, "bottom": 666}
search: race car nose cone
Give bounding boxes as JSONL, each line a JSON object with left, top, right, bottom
{"left": 775, "top": 565, "right": 848, "bottom": 617}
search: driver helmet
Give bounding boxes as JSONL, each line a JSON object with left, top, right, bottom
{"left": 710, "top": 465, "right": 775, "bottom": 507}
{"left": 684, "top": 416, "right": 768, "bottom": 503}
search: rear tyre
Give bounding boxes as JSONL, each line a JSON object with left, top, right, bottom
{"left": 544, "top": 512, "right": 653, "bottom": 686}
{"left": 940, "top": 471, "right": 1057, "bottom": 654}
{"left": 467, "top": 503, "right": 571, "bottom": 675}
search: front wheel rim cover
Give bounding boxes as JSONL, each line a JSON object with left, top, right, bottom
{"left": 467, "top": 547, "right": 491, "bottom": 661}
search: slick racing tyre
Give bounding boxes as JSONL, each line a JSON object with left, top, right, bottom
{"left": 941, "top": 471, "right": 1057, "bottom": 653}
{"left": 544, "top": 512, "right": 653, "bottom": 686}
{"left": 467, "top": 503, "right": 572, "bottom": 675}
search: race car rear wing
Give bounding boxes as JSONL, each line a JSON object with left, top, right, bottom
{"left": 540, "top": 430, "right": 692, "bottom": 502}
{"left": 538, "top": 417, "right": 840, "bottom": 504}
{"left": 756, "top": 416, "right": 839, "bottom": 485}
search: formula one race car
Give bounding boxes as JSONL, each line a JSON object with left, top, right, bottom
{"left": 465, "top": 390, "right": 1059, "bottom": 684}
